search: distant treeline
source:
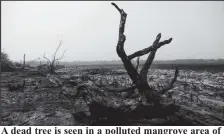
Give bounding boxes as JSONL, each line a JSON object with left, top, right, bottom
{"left": 151, "top": 64, "right": 224, "bottom": 73}
{"left": 26, "top": 59, "right": 224, "bottom": 72}
{"left": 151, "top": 59, "right": 224, "bottom": 72}
{"left": 153, "top": 59, "right": 224, "bottom": 65}
{"left": 27, "top": 59, "right": 224, "bottom": 66}
{"left": 65, "top": 63, "right": 224, "bottom": 73}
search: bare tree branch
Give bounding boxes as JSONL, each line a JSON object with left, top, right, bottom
{"left": 135, "top": 56, "right": 140, "bottom": 70}
{"left": 56, "top": 49, "right": 68, "bottom": 61}
{"left": 139, "top": 34, "right": 161, "bottom": 84}
{"left": 139, "top": 33, "right": 173, "bottom": 84}
{"left": 139, "top": 50, "right": 157, "bottom": 84}
{"left": 128, "top": 34, "right": 172, "bottom": 60}
{"left": 158, "top": 68, "right": 179, "bottom": 94}
{"left": 111, "top": 2, "right": 122, "bottom": 13}
{"left": 41, "top": 40, "right": 66, "bottom": 74}
{"left": 43, "top": 53, "right": 51, "bottom": 64}
{"left": 53, "top": 40, "right": 63, "bottom": 62}
{"left": 112, "top": 3, "right": 139, "bottom": 84}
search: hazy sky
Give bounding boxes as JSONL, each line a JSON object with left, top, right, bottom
{"left": 2, "top": 1, "right": 224, "bottom": 62}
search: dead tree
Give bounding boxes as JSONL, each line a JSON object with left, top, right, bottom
{"left": 110, "top": 3, "right": 179, "bottom": 105}
{"left": 43, "top": 40, "right": 67, "bottom": 74}
{"left": 71, "top": 3, "right": 181, "bottom": 125}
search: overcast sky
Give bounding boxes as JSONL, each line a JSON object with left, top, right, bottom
{"left": 2, "top": 1, "right": 224, "bottom": 62}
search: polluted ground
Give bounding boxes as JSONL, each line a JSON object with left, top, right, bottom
{"left": 1, "top": 3, "right": 224, "bottom": 126}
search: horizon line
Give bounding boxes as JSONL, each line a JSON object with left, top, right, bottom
{"left": 23, "top": 58, "right": 224, "bottom": 63}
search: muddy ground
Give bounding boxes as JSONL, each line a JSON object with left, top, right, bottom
{"left": 1, "top": 67, "right": 224, "bottom": 125}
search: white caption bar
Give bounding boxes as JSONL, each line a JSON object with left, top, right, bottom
{"left": 0, "top": 126, "right": 223, "bottom": 134}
